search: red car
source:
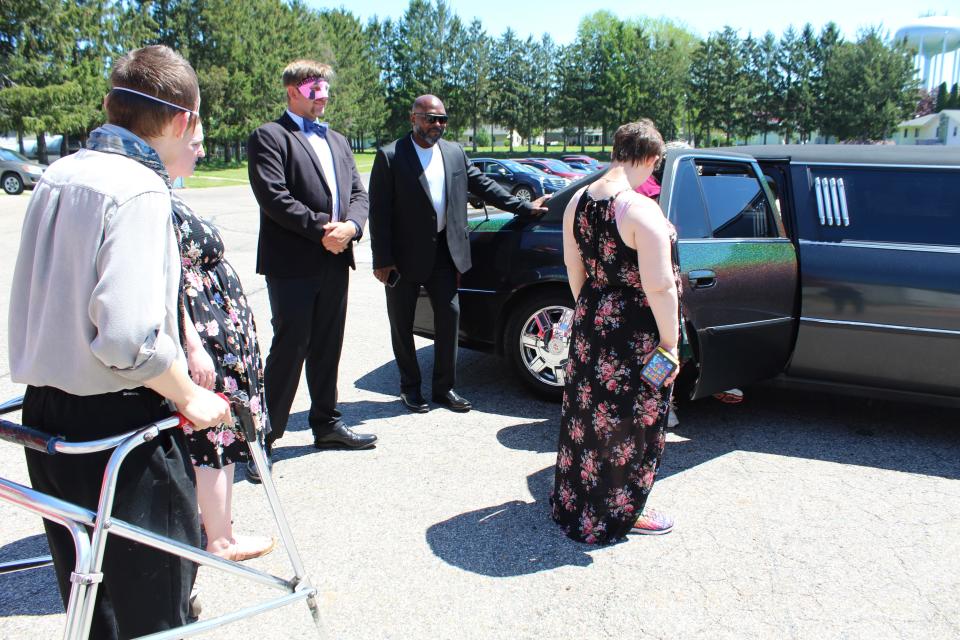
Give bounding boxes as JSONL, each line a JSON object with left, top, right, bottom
{"left": 516, "top": 158, "right": 586, "bottom": 180}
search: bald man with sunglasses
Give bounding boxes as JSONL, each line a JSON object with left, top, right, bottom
{"left": 369, "top": 95, "right": 549, "bottom": 414}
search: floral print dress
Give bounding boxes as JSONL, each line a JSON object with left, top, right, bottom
{"left": 174, "top": 199, "right": 269, "bottom": 468}
{"left": 550, "top": 189, "right": 682, "bottom": 544}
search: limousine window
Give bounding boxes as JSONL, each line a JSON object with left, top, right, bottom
{"left": 671, "top": 158, "right": 779, "bottom": 240}
{"left": 698, "top": 162, "right": 777, "bottom": 239}
{"left": 671, "top": 158, "right": 712, "bottom": 239}
{"left": 809, "top": 168, "right": 960, "bottom": 245}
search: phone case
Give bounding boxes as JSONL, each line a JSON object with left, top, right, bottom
{"left": 640, "top": 347, "right": 679, "bottom": 388}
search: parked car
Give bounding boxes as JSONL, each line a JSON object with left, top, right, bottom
{"left": 467, "top": 157, "right": 568, "bottom": 208}
{"left": 515, "top": 158, "right": 587, "bottom": 180}
{"left": 564, "top": 161, "right": 596, "bottom": 173}
{"left": 1, "top": 148, "right": 46, "bottom": 195}
{"left": 562, "top": 155, "right": 607, "bottom": 171}
{"left": 413, "top": 145, "right": 960, "bottom": 407}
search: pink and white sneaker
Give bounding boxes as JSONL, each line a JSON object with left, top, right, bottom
{"left": 630, "top": 508, "right": 674, "bottom": 535}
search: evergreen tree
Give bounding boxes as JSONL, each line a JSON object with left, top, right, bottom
{"left": 935, "top": 82, "right": 949, "bottom": 112}
{"left": 820, "top": 29, "right": 918, "bottom": 141}
{"left": 460, "top": 19, "right": 491, "bottom": 152}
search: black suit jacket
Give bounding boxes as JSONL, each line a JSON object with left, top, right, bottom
{"left": 247, "top": 112, "right": 369, "bottom": 277}
{"left": 368, "top": 135, "right": 535, "bottom": 282}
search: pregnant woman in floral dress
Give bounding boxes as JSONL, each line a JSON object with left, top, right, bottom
{"left": 170, "top": 123, "right": 275, "bottom": 562}
{"left": 550, "top": 120, "right": 682, "bottom": 544}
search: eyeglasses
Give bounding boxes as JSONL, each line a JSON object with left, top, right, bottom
{"left": 414, "top": 112, "right": 449, "bottom": 125}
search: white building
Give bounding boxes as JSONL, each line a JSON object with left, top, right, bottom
{"left": 894, "top": 110, "right": 960, "bottom": 145}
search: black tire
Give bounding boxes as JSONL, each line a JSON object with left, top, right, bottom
{"left": 512, "top": 185, "right": 534, "bottom": 201}
{"left": 2, "top": 172, "right": 24, "bottom": 195}
{"left": 504, "top": 289, "right": 575, "bottom": 400}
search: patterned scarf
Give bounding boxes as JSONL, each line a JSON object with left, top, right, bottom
{"left": 86, "top": 124, "right": 171, "bottom": 184}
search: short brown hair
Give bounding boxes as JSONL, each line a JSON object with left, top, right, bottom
{"left": 106, "top": 45, "right": 199, "bottom": 139}
{"left": 611, "top": 119, "right": 664, "bottom": 165}
{"left": 282, "top": 60, "right": 334, "bottom": 87}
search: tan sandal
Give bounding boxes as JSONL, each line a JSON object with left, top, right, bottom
{"left": 216, "top": 535, "right": 277, "bottom": 562}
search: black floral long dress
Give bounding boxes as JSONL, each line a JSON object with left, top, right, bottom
{"left": 174, "top": 198, "right": 269, "bottom": 468}
{"left": 550, "top": 190, "right": 682, "bottom": 544}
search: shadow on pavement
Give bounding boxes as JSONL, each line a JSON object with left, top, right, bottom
{"left": 495, "top": 385, "right": 960, "bottom": 481}
{"left": 0, "top": 533, "right": 61, "bottom": 617}
{"left": 425, "top": 466, "right": 596, "bottom": 577}
{"left": 662, "top": 387, "right": 960, "bottom": 481}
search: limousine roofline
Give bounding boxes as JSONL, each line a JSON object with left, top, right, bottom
{"left": 699, "top": 144, "right": 960, "bottom": 167}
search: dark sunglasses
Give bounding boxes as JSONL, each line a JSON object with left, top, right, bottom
{"left": 414, "top": 112, "right": 449, "bottom": 125}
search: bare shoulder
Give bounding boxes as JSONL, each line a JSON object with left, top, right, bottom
{"left": 619, "top": 192, "right": 671, "bottom": 239}
{"left": 564, "top": 186, "right": 588, "bottom": 217}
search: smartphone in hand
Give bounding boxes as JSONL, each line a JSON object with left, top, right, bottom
{"left": 640, "top": 347, "right": 679, "bottom": 388}
{"left": 386, "top": 269, "right": 401, "bottom": 288}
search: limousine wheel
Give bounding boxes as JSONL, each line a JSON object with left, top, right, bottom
{"left": 505, "top": 291, "right": 574, "bottom": 399}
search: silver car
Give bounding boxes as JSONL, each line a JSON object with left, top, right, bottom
{"left": 1, "top": 148, "right": 46, "bottom": 195}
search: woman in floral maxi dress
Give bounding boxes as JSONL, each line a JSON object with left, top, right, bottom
{"left": 170, "top": 123, "right": 276, "bottom": 562}
{"left": 550, "top": 120, "right": 682, "bottom": 544}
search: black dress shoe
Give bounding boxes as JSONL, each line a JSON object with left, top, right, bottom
{"left": 400, "top": 392, "right": 429, "bottom": 413}
{"left": 245, "top": 445, "right": 273, "bottom": 484}
{"left": 313, "top": 422, "right": 377, "bottom": 450}
{"left": 432, "top": 389, "right": 472, "bottom": 412}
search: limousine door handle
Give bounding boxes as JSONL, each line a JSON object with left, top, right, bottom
{"left": 688, "top": 269, "right": 717, "bottom": 289}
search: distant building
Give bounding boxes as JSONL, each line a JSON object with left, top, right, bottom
{"left": 894, "top": 110, "right": 960, "bottom": 145}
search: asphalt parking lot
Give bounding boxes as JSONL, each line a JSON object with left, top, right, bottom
{"left": 0, "top": 184, "right": 958, "bottom": 640}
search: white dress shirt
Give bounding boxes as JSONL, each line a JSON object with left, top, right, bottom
{"left": 412, "top": 136, "right": 446, "bottom": 232}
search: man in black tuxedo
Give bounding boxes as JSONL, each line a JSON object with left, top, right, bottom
{"left": 247, "top": 60, "right": 376, "bottom": 480}
{"left": 368, "top": 95, "right": 548, "bottom": 414}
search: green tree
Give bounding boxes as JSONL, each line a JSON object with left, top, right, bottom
{"left": 935, "top": 82, "right": 949, "bottom": 112}
{"left": 460, "top": 19, "right": 491, "bottom": 152}
{"left": 318, "top": 9, "right": 385, "bottom": 149}
{"left": 491, "top": 28, "right": 524, "bottom": 152}
{"left": 689, "top": 28, "right": 746, "bottom": 145}
{"left": 742, "top": 32, "right": 781, "bottom": 143}
{"left": 820, "top": 29, "right": 918, "bottom": 141}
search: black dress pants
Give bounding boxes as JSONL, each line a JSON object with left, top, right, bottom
{"left": 22, "top": 385, "right": 199, "bottom": 640}
{"left": 263, "top": 266, "right": 348, "bottom": 444}
{"left": 385, "top": 235, "right": 460, "bottom": 396}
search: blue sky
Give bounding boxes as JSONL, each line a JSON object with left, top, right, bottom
{"left": 311, "top": 1, "right": 952, "bottom": 43}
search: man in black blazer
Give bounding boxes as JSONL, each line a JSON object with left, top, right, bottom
{"left": 247, "top": 60, "right": 376, "bottom": 479}
{"left": 369, "top": 95, "right": 548, "bottom": 414}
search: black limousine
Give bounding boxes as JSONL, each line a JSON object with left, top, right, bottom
{"left": 413, "top": 145, "right": 960, "bottom": 407}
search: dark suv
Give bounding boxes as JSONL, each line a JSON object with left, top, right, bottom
{"left": 468, "top": 158, "right": 568, "bottom": 207}
{"left": 414, "top": 145, "right": 960, "bottom": 407}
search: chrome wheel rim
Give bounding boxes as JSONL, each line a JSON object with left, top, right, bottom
{"left": 515, "top": 188, "right": 532, "bottom": 201}
{"left": 3, "top": 176, "right": 20, "bottom": 193}
{"left": 517, "top": 304, "right": 573, "bottom": 387}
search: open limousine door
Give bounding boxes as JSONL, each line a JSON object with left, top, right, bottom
{"left": 659, "top": 150, "right": 799, "bottom": 399}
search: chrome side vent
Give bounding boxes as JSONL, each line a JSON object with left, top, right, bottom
{"left": 814, "top": 177, "right": 826, "bottom": 225}
{"left": 837, "top": 178, "right": 850, "bottom": 226}
{"left": 829, "top": 178, "right": 841, "bottom": 227}
{"left": 814, "top": 176, "right": 850, "bottom": 227}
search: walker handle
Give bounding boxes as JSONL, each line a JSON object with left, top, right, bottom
{"left": 172, "top": 392, "right": 234, "bottom": 430}
{"left": 0, "top": 418, "right": 63, "bottom": 454}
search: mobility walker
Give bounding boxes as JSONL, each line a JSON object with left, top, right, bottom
{"left": 0, "top": 393, "right": 323, "bottom": 639}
